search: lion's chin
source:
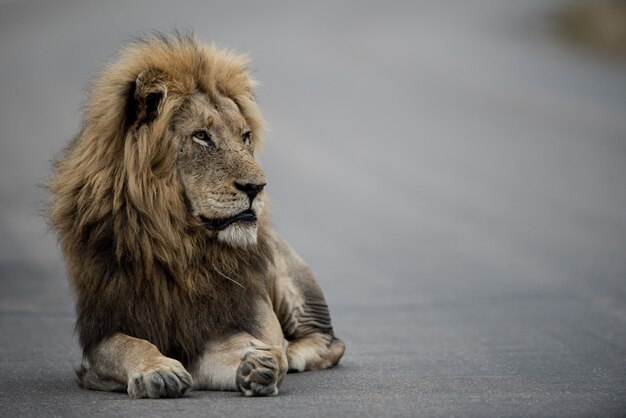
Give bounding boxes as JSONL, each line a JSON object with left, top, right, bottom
{"left": 217, "top": 222, "right": 258, "bottom": 248}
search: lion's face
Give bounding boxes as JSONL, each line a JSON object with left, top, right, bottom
{"left": 172, "top": 92, "right": 266, "bottom": 248}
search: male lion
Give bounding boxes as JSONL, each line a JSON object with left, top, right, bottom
{"left": 48, "top": 33, "right": 345, "bottom": 398}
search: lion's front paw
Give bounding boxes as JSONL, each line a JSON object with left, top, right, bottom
{"left": 127, "top": 356, "right": 193, "bottom": 398}
{"left": 236, "top": 343, "right": 286, "bottom": 397}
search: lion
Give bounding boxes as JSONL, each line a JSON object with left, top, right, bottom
{"left": 47, "top": 33, "right": 345, "bottom": 398}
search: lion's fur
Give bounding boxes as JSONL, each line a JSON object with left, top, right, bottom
{"left": 48, "top": 34, "right": 274, "bottom": 367}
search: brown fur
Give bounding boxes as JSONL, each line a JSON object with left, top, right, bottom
{"left": 48, "top": 33, "right": 270, "bottom": 366}
{"left": 47, "top": 32, "right": 344, "bottom": 397}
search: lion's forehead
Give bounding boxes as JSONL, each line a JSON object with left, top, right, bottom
{"left": 182, "top": 93, "right": 244, "bottom": 128}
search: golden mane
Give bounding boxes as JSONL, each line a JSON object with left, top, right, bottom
{"left": 48, "top": 34, "right": 272, "bottom": 366}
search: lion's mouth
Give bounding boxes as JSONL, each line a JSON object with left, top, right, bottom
{"left": 199, "top": 209, "right": 257, "bottom": 231}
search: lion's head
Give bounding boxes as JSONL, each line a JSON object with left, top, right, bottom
{"left": 131, "top": 38, "right": 268, "bottom": 249}
{"left": 168, "top": 74, "right": 267, "bottom": 248}
{"left": 50, "top": 34, "right": 270, "bottom": 257}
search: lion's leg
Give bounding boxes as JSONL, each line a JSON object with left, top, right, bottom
{"left": 283, "top": 300, "right": 346, "bottom": 372}
{"left": 191, "top": 333, "right": 288, "bottom": 396}
{"left": 190, "top": 301, "right": 288, "bottom": 396}
{"left": 78, "top": 333, "right": 192, "bottom": 398}
{"left": 287, "top": 329, "right": 346, "bottom": 373}
{"left": 270, "top": 234, "right": 346, "bottom": 373}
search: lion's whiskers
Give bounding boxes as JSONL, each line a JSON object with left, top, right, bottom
{"left": 212, "top": 264, "right": 245, "bottom": 289}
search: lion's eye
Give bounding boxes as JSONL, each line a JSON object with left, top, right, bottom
{"left": 192, "top": 131, "right": 211, "bottom": 146}
{"left": 242, "top": 131, "right": 252, "bottom": 146}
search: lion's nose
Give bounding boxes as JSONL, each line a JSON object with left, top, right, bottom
{"left": 234, "top": 181, "right": 266, "bottom": 202}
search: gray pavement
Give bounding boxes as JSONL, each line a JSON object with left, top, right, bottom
{"left": 1, "top": 1, "right": 626, "bottom": 417}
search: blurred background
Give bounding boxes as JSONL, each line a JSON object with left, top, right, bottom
{"left": 1, "top": 1, "right": 625, "bottom": 416}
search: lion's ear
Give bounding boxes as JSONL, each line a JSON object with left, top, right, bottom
{"left": 127, "top": 69, "right": 167, "bottom": 127}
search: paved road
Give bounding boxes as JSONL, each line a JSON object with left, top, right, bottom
{"left": 1, "top": 1, "right": 625, "bottom": 417}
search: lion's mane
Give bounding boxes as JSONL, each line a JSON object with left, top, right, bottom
{"left": 48, "top": 34, "right": 273, "bottom": 367}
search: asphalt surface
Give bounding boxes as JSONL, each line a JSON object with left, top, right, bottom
{"left": 1, "top": 1, "right": 626, "bottom": 417}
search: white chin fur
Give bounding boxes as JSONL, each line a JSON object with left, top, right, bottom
{"left": 217, "top": 222, "right": 258, "bottom": 248}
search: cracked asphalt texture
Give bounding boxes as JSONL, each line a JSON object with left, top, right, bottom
{"left": 1, "top": 1, "right": 625, "bottom": 417}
